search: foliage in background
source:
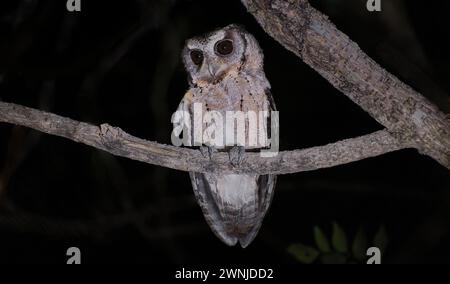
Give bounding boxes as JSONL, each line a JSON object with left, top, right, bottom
{"left": 288, "top": 222, "right": 388, "bottom": 264}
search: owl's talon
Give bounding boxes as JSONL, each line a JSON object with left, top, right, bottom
{"left": 229, "top": 146, "right": 245, "bottom": 167}
{"left": 200, "top": 146, "right": 217, "bottom": 160}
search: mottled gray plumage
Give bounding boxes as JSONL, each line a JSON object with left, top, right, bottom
{"left": 176, "top": 24, "right": 277, "bottom": 247}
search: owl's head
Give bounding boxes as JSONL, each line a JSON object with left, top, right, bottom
{"left": 182, "top": 24, "right": 264, "bottom": 86}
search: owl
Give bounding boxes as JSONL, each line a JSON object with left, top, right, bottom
{"left": 175, "top": 24, "right": 277, "bottom": 248}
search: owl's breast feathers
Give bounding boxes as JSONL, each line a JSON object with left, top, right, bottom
{"left": 186, "top": 71, "right": 270, "bottom": 109}
{"left": 177, "top": 71, "right": 274, "bottom": 149}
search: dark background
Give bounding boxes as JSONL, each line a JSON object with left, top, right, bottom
{"left": 0, "top": 0, "right": 450, "bottom": 265}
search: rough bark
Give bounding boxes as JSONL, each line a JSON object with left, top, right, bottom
{"left": 0, "top": 101, "right": 406, "bottom": 175}
{"left": 241, "top": 0, "right": 450, "bottom": 169}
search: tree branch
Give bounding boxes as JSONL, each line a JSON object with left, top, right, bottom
{"left": 241, "top": 0, "right": 450, "bottom": 169}
{"left": 0, "top": 101, "right": 406, "bottom": 175}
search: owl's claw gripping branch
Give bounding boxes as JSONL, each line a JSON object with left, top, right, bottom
{"left": 229, "top": 146, "right": 246, "bottom": 167}
{"left": 200, "top": 146, "right": 217, "bottom": 160}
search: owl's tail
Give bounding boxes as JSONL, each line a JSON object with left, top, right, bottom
{"left": 190, "top": 172, "right": 276, "bottom": 248}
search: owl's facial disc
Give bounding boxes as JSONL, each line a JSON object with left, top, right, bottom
{"left": 192, "top": 39, "right": 236, "bottom": 83}
{"left": 184, "top": 27, "right": 245, "bottom": 85}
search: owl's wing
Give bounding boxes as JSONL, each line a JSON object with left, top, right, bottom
{"left": 265, "top": 88, "right": 277, "bottom": 112}
{"left": 238, "top": 173, "right": 277, "bottom": 247}
{"left": 172, "top": 91, "right": 195, "bottom": 146}
{"left": 189, "top": 172, "right": 239, "bottom": 246}
{"left": 264, "top": 88, "right": 277, "bottom": 142}
{"left": 190, "top": 172, "right": 277, "bottom": 248}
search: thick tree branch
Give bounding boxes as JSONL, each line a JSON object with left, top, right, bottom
{"left": 241, "top": 0, "right": 450, "bottom": 169}
{"left": 0, "top": 101, "right": 406, "bottom": 175}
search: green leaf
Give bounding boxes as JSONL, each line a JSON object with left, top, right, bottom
{"left": 373, "top": 225, "right": 388, "bottom": 253}
{"left": 321, "top": 253, "right": 347, "bottom": 264}
{"left": 331, "top": 222, "right": 348, "bottom": 253}
{"left": 288, "top": 243, "right": 320, "bottom": 264}
{"left": 314, "top": 226, "right": 331, "bottom": 253}
{"left": 352, "top": 227, "right": 368, "bottom": 261}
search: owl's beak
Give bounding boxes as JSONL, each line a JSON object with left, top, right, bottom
{"left": 208, "top": 64, "right": 219, "bottom": 80}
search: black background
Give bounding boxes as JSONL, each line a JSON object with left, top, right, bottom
{"left": 1, "top": 0, "right": 450, "bottom": 265}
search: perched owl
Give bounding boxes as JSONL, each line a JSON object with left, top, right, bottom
{"left": 175, "top": 24, "right": 277, "bottom": 248}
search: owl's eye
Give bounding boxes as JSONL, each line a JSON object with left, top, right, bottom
{"left": 215, "top": 39, "right": 234, "bottom": 56}
{"left": 190, "top": 50, "right": 204, "bottom": 66}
